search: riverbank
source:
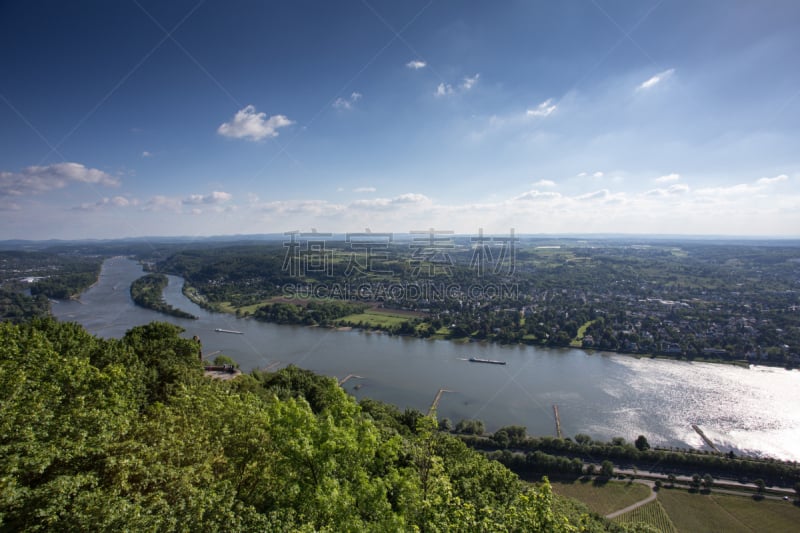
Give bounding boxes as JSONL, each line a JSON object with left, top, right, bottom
{"left": 52, "top": 257, "right": 800, "bottom": 462}
{"left": 181, "top": 283, "right": 777, "bottom": 370}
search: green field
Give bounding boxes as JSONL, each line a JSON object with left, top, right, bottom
{"left": 614, "top": 500, "right": 678, "bottom": 533}
{"left": 550, "top": 479, "right": 651, "bottom": 516}
{"left": 570, "top": 319, "right": 597, "bottom": 347}
{"left": 658, "top": 490, "right": 800, "bottom": 533}
{"left": 337, "top": 310, "right": 412, "bottom": 328}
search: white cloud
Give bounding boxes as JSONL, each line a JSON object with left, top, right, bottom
{"left": 592, "top": 171, "right": 604, "bottom": 178}
{"left": 217, "top": 105, "right": 293, "bottom": 141}
{"left": 513, "top": 190, "right": 562, "bottom": 202}
{"left": 406, "top": 60, "right": 427, "bottom": 69}
{"left": 353, "top": 187, "right": 376, "bottom": 193}
{"left": 143, "top": 195, "right": 182, "bottom": 212}
{"left": 462, "top": 73, "right": 480, "bottom": 90}
{"left": 183, "top": 191, "right": 233, "bottom": 205}
{"left": 73, "top": 195, "right": 139, "bottom": 211}
{"left": 576, "top": 189, "right": 610, "bottom": 201}
{"left": 141, "top": 151, "right": 152, "bottom": 158}
{"left": 695, "top": 183, "right": 760, "bottom": 196}
{"left": 645, "top": 183, "right": 690, "bottom": 196}
{"left": 756, "top": 174, "right": 788, "bottom": 185}
{"left": 526, "top": 98, "right": 557, "bottom": 117}
{"left": 655, "top": 173, "right": 680, "bottom": 183}
{"left": 0, "top": 162, "right": 119, "bottom": 197}
{"left": 333, "top": 92, "right": 363, "bottom": 110}
{"left": 435, "top": 83, "right": 454, "bottom": 97}
{"left": 637, "top": 68, "right": 675, "bottom": 91}
{"left": 532, "top": 179, "right": 556, "bottom": 188}
{"left": 351, "top": 193, "right": 431, "bottom": 209}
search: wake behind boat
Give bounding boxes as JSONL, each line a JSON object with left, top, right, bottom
{"left": 215, "top": 328, "right": 244, "bottom": 334}
{"left": 468, "top": 357, "right": 506, "bottom": 365}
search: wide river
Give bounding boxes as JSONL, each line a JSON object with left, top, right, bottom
{"left": 53, "top": 257, "right": 800, "bottom": 461}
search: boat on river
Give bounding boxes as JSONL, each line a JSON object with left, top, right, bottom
{"left": 215, "top": 328, "right": 244, "bottom": 334}
{"left": 468, "top": 357, "right": 507, "bottom": 365}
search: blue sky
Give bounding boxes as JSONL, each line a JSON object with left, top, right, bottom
{"left": 1, "top": 0, "right": 799, "bottom": 239}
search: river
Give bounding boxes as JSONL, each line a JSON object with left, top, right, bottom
{"left": 52, "top": 257, "right": 800, "bottom": 461}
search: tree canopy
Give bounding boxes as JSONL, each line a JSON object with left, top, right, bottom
{"left": 0, "top": 319, "right": 625, "bottom": 531}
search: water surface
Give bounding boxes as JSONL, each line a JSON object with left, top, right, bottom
{"left": 53, "top": 257, "right": 800, "bottom": 461}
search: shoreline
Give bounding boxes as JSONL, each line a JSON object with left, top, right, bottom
{"left": 174, "top": 279, "right": 792, "bottom": 371}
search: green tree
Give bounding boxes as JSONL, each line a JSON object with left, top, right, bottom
{"left": 600, "top": 460, "right": 614, "bottom": 478}
{"left": 634, "top": 435, "right": 650, "bottom": 451}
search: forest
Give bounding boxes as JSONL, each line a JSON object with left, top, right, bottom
{"left": 0, "top": 318, "right": 655, "bottom": 531}
{"left": 129, "top": 273, "right": 197, "bottom": 319}
{"left": 0, "top": 251, "right": 103, "bottom": 320}
{"left": 148, "top": 239, "right": 800, "bottom": 367}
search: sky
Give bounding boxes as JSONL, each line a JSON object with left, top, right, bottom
{"left": 1, "top": 0, "right": 800, "bottom": 239}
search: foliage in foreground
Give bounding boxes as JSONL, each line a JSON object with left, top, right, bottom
{"left": 0, "top": 319, "right": 641, "bottom": 531}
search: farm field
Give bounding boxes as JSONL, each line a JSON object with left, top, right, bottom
{"left": 657, "top": 490, "right": 800, "bottom": 533}
{"left": 550, "top": 479, "right": 650, "bottom": 516}
{"left": 613, "top": 500, "right": 677, "bottom": 533}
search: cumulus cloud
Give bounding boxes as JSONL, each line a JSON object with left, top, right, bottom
{"left": 406, "top": 60, "right": 426, "bottom": 69}
{"left": 532, "top": 179, "right": 556, "bottom": 188}
{"left": 577, "top": 171, "right": 604, "bottom": 178}
{"left": 637, "top": 68, "right": 675, "bottom": 90}
{"left": 73, "top": 195, "right": 139, "bottom": 211}
{"left": 462, "top": 73, "right": 480, "bottom": 90}
{"left": 526, "top": 98, "right": 556, "bottom": 117}
{"left": 333, "top": 92, "right": 363, "bottom": 110}
{"left": 143, "top": 195, "right": 182, "bottom": 212}
{"left": 353, "top": 187, "right": 376, "bottom": 193}
{"left": 695, "top": 183, "right": 761, "bottom": 196}
{"left": 513, "top": 190, "right": 562, "bottom": 202}
{"left": 435, "top": 83, "right": 454, "bottom": 97}
{"left": 756, "top": 174, "right": 788, "bottom": 185}
{"left": 645, "top": 183, "right": 690, "bottom": 196}
{"left": 0, "top": 162, "right": 119, "bottom": 197}
{"left": 575, "top": 189, "right": 610, "bottom": 201}
{"left": 183, "top": 191, "right": 233, "bottom": 205}
{"left": 217, "top": 105, "right": 293, "bottom": 141}
{"left": 351, "top": 193, "right": 431, "bottom": 209}
{"left": 655, "top": 173, "right": 680, "bottom": 183}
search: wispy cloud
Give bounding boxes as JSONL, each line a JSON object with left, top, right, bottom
{"left": 0, "top": 162, "right": 119, "bottom": 197}
{"left": 655, "top": 173, "right": 680, "bottom": 183}
{"left": 74, "top": 195, "right": 139, "bottom": 211}
{"left": 637, "top": 68, "right": 675, "bottom": 91}
{"left": 406, "top": 60, "right": 426, "bottom": 69}
{"left": 217, "top": 105, "right": 293, "bottom": 141}
{"left": 353, "top": 186, "right": 376, "bottom": 193}
{"left": 333, "top": 92, "right": 363, "bottom": 110}
{"left": 756, "top": 174, "right": 788, "bottom": 185}
{"left": 532, "top": 179, "right": 556, "bottom": 188}
{"left": 645, "top": 183, "right": 690, "bottom": 196}
{"left": 183, "top": 191, "right": 233, "bottom": 205}
{"left": 141, "top": 151, "right": 153, "bottom": 158}
{"left": 435, "top": 74, "right": 480, "bottom": 97}
{"left": 435, "top": 83, "right": 454, "bottom": 97}
{"left": 462, "top": 73, "right": 480, "bottom": 90}
{"left": 142, "top": 195, "right": 182, "bottom": 212}
{"left": 526, "top": 98, "right": 557, "bottom": 117}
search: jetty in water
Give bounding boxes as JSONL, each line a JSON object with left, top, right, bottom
{"left": 553, "top": 404, "right": 563, "bottom": 438}
{"left": 429, "top": 388, "right": 453, "bottom": 415}
{"left": 691, "top": 423, "right": 721, "bottom": 453}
